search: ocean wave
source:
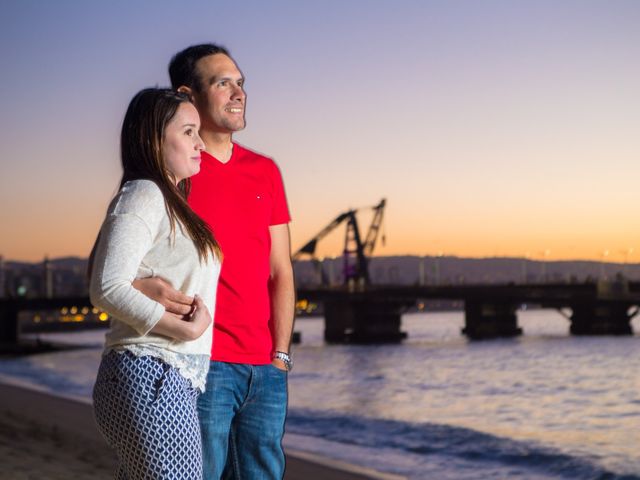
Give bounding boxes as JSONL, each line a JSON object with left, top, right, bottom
{"left": 286, "top": 408, "right": 640, "bottom": 479}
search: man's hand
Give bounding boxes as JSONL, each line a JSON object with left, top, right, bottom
{"left": 133, "top": 277, "right": 193, "bottom": 316}
{"left": 271, "top": 357, "right": 288, "bottom": 372}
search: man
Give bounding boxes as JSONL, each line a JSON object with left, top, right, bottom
{"left": 134, "top": 44, "right": 295, "bottom": 479}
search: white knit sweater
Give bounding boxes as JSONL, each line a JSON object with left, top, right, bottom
{"left": 90, "top": 179, "right": 220, "bottom": 390}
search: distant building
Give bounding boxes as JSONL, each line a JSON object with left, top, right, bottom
{"left": 0, "top": 257, "right": 87, "bottom": 298}
{"left": 43, "top": 256, "right": 54, "bottom": 298}
{"left": 0, "top": 255, "right": 5, "bottom": 298}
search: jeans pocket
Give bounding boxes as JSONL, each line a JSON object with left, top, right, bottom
{"left": 267, "top": 363, "right": 289, "bottom": 376}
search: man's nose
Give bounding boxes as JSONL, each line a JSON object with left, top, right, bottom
{"left": 231, "top": 84, "right": 245, "bottom": 101}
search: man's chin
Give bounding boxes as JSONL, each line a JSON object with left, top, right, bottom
{"left": 220, "top": 118, "right": 245, "bottom": 132}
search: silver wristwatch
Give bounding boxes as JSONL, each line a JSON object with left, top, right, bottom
{"left": 273, "top": 351, "right": 293, "bottom": 371}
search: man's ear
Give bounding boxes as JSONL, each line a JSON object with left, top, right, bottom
{"left": 177, "top": 85, "right": 193, "bottom": 99}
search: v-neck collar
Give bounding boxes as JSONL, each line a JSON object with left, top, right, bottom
{"left": 205, "top": 143, "right": 237, "bottom": 166}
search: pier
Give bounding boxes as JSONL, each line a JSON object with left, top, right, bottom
{"left": 0, "top": 296, "right": 97, "bottom": 350}
{"left": 3, "top": 280, "right": 639, "bottom": 350}
{"left": 297, "top": 280, "right": 640, "bottom": 342}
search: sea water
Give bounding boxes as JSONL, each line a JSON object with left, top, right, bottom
{"left": 1, "top": 310, "right": 639, "bottom": 479}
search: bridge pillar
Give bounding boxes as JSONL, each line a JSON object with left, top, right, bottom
{"left": 324, "top": 299, "right": 407, "bottom": 344}
{"left": 462, "top": 300, "right": 522, "bottom": 339}
{"left": 569, "top": 302, "right": 633, "bottom": 335}
{"left": 0, "top": 301, "right": 19, "bottom": 345}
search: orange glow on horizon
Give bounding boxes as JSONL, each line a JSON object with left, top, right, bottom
{"left": 1, "top": 221, "right": 639, "bottom": 264}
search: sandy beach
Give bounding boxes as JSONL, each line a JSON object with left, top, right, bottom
{"left": 0, "top": 380, "right": 402, "bottom": 480}
{"left": 0, "top": 413, "right": 115, "bottom": 479}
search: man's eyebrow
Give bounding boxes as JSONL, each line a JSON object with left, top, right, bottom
{"left": 208, "top": 75, "right": 245, "bottom": 85}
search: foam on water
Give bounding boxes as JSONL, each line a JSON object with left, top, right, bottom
{"left": 286, "top": 409, "right": 640, "bottom": 479}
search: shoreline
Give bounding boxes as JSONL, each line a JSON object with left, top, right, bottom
{"left": 0, "top": 380, "right": 403, "bottom": 480}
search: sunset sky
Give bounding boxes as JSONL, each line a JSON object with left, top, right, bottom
{"left": 1, "top": 1, "right": 639, "bottom": 262}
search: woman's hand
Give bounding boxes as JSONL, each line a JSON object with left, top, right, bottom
{"left": 184, "top": 295, "right": 212, "bottom": 341}
{"left": 150, "top": 294, "right": 211, "bottom": 341}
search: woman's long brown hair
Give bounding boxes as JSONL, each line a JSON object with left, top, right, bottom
{"left": 88, "top": 88, "right": 221, "bottom": 278}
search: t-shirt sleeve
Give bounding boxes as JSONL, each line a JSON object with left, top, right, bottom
{"left": 89, "top": 183, "right": 166, "bottom": 336}
{"left": 269, "top": 160, "right": 291, "bottom": 226}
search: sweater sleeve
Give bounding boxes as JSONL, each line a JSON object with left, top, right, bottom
{"left": 89, "top": 183, "right": 166, "bottom": 336}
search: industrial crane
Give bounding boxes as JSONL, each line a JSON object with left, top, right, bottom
{"left": 293, "top": 199, "right": 386, "bottom": 286}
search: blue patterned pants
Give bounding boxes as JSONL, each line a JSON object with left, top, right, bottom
{"left": 93, "top": 351, "right": 203, "bottom": 479}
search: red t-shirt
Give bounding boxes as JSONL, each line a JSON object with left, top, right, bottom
{"left": 188, "top": 143, "right": 291, "bottom": 364}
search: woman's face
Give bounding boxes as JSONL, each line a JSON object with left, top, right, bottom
{"left": 162, "top": 102, "right": 205, "bottom": 184}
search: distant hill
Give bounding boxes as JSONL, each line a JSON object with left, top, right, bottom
{"left": 293, "top": 255, "right": 638, "bottom": 286}
{"left": 3, "top": 254, "right": 636, "bottom": 288}
{"left": 4, "top": 257, "right": 87, "bottom": 270}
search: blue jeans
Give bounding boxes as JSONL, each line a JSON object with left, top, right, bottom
{"left": 198, "top": 361, "right": 288, "bottom": 480}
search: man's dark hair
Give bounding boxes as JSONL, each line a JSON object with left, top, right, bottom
{"left": 169, "top": 44, "right": 231, "bottom": 92}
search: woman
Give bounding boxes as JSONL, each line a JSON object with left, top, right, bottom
{"left": 89, "top": 88, "right": 221, "bottom": 479}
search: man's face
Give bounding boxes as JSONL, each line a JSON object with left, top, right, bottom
{"left": 191, "top": 54, "right": 246, "bottom": 134}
